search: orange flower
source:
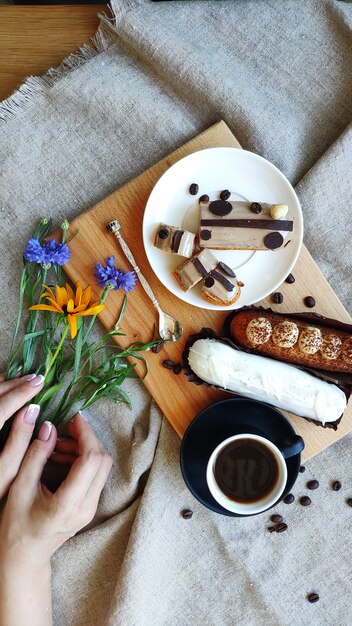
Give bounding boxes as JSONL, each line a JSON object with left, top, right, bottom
{"left": 29, "top": 281, "right": 105, "bottom": 339}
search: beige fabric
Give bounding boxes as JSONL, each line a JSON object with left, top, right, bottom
{"left": 0, "top": 1, "right": 352, "bottom": 624}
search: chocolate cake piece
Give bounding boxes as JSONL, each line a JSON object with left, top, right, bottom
{"left": 154, "top": 223, "right": 195, "bottom": 258}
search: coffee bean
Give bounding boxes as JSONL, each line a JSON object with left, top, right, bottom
{"left": 283, "top": 493, "right": 295, "bottom": 504}
{"left": 332, "top": 480, "right": 342, "bottom": 491}
{"left": 250, "top": 202, "right": 262, "bottom": 214}
{"left": 268, "top": 526, "right": 276, "bottom": 533}
{"left": 346, "top": 498, "right": 352, "bottom": 507}
{"left": 285, "top": 273, "right": 295, "bottom": 284}
{"left": 270, "top": 514, "right": 283, "bottom": 524}
{"left": 273, "top": 292, "right": 284, "bottom": 304}
{"left": 173, "top": 363, "right": 182, "bottom": 375}
{"left": 181, "top": 509, "right": 193, "bottom": 519}
{"left": 300, "top": 496, "right": 311, "bottom": 506}
{"left": 304, "top": 296, "right": 316, "bottom": 308}
{"left": 189, "top": 183, "right": 199, "bottom": 195}
{"left": 307, "top": 480, "right": 319, "bottom": 490}
{"left": 199, "top": 194, "right": 209, "bottom": 203}
{"left": 275, "top": 522, "right": 288, "bottom": 533}
{"left": 220, "top": 189, "right": 231, "bottom": 201}
{"left": 151, "top": 342, "right": 163, "bottom": 354}
{"left": 307, "top": 593, "right": 319, "bottom": 603}
{"left": 162, "top": 359, "right": 175, "bottom": 370}
{"left": 299, "top": 465, "right": 306, "bottom": 473}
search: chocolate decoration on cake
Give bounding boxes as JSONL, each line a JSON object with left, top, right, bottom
{"left": 200, "top": 229, "right": 212, "bottom": 240}
{"left": 210, "top": 269, "right": 234, "bottom": 292}
{"left": 201, "top": 218, "right": 293, "bottom": 231}
{"left": 204, "top": 276, "right": 215, "bottom": 288}
{"left": 158, "top": 228, "right": 169, "bottom": 239}
{"left": 218, "top": 262, "right": 237, "bottom": 277}
{"left": 264, "top": 232, "right": 284, "bottom": 250}
{"left": 208, "top": 200, "right": 232, "bottom": 216}
{"left": 171, "top": 230, "right": 184, "bottom": 253}
{"left": 193, "top": 258, "right": 210, "bottom": 277}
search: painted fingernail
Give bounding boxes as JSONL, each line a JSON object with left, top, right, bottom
{"left": 26, "top": 374, "right": 45, "bottom": 387}
{"left": 38, "top": 421, "right": 52, "bottom": 442}
{"left": 23, "top": 404, "right": 40, "bottom": 425}
{"left": 78, "top": 411, "right": 88, "bottom": 422}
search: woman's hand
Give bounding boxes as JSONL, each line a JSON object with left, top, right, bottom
{"left": 0, "top": 372, "right": 44, "bottom": 499}
{"left": 0, "top": 411, "right": 112, "bottom": 626}
{"left": 0, "top": 412, "right": 112, "bottom": 564}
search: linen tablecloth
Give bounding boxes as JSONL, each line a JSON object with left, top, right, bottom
{"left": 1, "top": 1, "right": 352, "bottom": 624}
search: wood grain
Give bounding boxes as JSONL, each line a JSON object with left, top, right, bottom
{"left": 0, "top": 6, "right": 103, "bottom": 101}
{"left": 61, "top": 121, "right": 352, "bottom": 462}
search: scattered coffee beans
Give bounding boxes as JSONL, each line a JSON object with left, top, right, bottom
{"left": 268, "top": 526, "right": 276, "bottom": 533}
{"left": 285, "top": 273, "right": 295, "bottom": 284}
{"left": 199, "top": 194, "right": 209, "bottom": 203}
{"left": 307, "top": 480, "right": 319, "bottom": 490}
{"left": 151, "top": 342, "right": 163, "bottom": 354}
{"left": 250, "top": 202, "right": 262, "bottom": 214}
{"left": 300, "top": 496, "right": 311, "bottom": 506}
{"left": 332, "top": 480, "right": 342, "bottom": 491}
{"left": 299, "top": 465, "right": 306, "bottom": 473}
{"left": 181, "top": 509, "right": 193, "bottom": 519}
{"left": 304, "top": 296, "right": 316, "bottom": 308}
{"left": 220, "top": 189, "right": 231, "bottom": 201}
{"left": 270, "top": 514, "right": 283, "bottom": 524}
{"left": 275, "top": 522, "right": 288, "bottom": 533}
{"left": 346, "top": 498, "right": 352, "bottom": 507}
{"left": 273, "top": 292, "right": 284, "bottom": 304}
{"left": 173, "top": 363, "right": 182, "bottom": 375}
{"left": 162, "top": 359, "right": 175, "bottom": 370}
{"left": 283, "top": 493, "right": 295, "bottom": 504}
{"left": 307, "top": 593, "right": 319, "bottom": 603}
{"left": 189, "top": 183, "right": 199, "bottom": 195}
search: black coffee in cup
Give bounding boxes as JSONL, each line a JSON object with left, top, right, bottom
{"left": 214, "top": 438, "right": 279, "bottom": 503}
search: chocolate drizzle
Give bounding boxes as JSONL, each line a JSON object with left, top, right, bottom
{"left": 171, "top": 229, "right": 184, "bottom": 252}
{"left": 201, "top": 219, "right": 293, "bottom": 231}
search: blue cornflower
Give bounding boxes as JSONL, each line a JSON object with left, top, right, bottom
{"left": 94, "top": 256, "right": 137, "bottom": 293}
{"left": 23, "top": 237, "right": 71, "bottom": 266}
{"left": 23, "top": 238, "right": 45, "bottom": 263}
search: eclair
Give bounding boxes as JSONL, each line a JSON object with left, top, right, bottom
{"left": 187, "top": 338, "right": 347, "bottom": 425}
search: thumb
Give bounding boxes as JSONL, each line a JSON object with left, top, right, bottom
{"left": 15, "top": 421, "right": 57, "bottom": 497}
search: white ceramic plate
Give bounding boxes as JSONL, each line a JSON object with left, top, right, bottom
{"left": 142, "top": 148, "right": 303, "bottom": 310}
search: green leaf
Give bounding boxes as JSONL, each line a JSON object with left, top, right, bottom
{"left": 115, "top": 294, "right": 127, "bottom": 327}
{"left": 34, "top": 383, "right": 63, "bottom": 405}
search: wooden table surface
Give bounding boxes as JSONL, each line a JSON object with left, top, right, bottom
{"left": 0, "top": 6, "right": 104, "bottom": 102}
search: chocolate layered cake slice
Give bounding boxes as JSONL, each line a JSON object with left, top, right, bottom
{"left": 154, "top": 223, "right": 195, "bottom": 258}
{"left": 173, "top": 249, "right": 217, "bottom": 292}
{"left": 201, "top": 262, "right": 242, "bottom": 306}
{"left": 199, "top": 200, "right": 294, "bottom": 250}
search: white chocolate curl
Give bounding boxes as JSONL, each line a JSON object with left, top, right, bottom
{"left": 188, "top": 339, "right": 346, "bottom": 425}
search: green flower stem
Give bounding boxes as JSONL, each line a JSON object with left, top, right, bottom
{"left": 6, "top": 266, "right": 29, "bottom": 378}
{"left": 44, "top": 325, "right": 69, "bottom": 379}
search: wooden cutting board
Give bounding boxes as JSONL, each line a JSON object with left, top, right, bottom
{"left": 63, "top": 120, "right": 352, "bottom": 462}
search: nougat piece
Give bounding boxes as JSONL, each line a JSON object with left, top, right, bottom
{"left": 154, "top": 223, "right": 195, "bottom": 258}
{"left": 173, "top": 249, "right": 217, "bottom": 292}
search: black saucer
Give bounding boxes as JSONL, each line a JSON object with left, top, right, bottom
{"left": 180, "top": 397, "right": 301, "bottom": 517}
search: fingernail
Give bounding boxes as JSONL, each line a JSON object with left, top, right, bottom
{"left": 38, "top": 421, "right": 52, "bottom": 442}
{"left": 78, "top": 411, "right": 88, "bottom": 422}
{"left": 26, "top": 374, "right": 45, "bottom": 387}
{"left": 23, "top": 404, "right": 41, "bottom": 425}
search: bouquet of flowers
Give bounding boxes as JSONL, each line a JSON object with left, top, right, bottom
{"left": 1, "top": 218, "right": 158, "bottom": 448}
